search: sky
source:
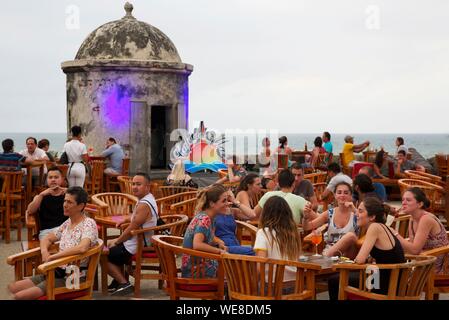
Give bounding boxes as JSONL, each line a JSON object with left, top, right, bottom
{"left": 1, "top": 0, "right": 448, "bottom": 133}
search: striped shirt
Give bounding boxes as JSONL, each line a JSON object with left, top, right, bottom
{"left": 0, "top": 152, "right": 25, "bottom": 171}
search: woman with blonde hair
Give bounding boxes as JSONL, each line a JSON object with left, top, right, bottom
{"left": 254, "top": 196, "right": 302, "bottom": 284}
{"left": 166, "top": 160, "right": 198, "bottom": 188}
{"left": 181, "top": 184, "right": 229, "bottom": 278}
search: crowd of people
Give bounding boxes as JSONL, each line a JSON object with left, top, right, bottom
{"left": 3, "top": 131, "right": 448, "bottom": 300}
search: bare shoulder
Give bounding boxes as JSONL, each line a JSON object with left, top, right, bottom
{"left": 367, "top": 223, "right": 383, "bottom": 234}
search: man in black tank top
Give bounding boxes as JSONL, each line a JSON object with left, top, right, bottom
{"left": 26, "top": 167, "right": 67, "bottom": 240}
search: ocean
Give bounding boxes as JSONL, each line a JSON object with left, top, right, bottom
{"left": 1, "top": 132, "right": 448, "bottom": 160}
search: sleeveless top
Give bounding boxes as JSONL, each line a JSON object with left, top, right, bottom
{"left": 369, "top": 224, "right": 406, "bottom": 294}
{"left": 325, "top": 207, "right": 359, "bottom": 246}
{"left": 123, "top": 193, "right": 158, "bottom": 255}
{"left": 215, "top": 214, "right": 239, "bottom": 246}
{"left": 411, "top": 214, "right": 449, "bottom": 274}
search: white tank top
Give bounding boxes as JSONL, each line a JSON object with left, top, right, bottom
{"left": 123, "top": 193, "right": 157, "bottom": 255}
{"left": 325, "top": 207, "right": 358, "bottom": 246}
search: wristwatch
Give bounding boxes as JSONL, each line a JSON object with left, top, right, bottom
{"left": 233, "top": 201, "right": 241, "bottom": 208}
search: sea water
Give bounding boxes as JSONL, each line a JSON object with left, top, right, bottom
{"left": 1, "top": 132, "right": 448, "bottom": 160}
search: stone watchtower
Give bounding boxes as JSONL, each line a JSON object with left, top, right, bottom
{"left": 61, "top": 2, "right": 193, "bottom": 173}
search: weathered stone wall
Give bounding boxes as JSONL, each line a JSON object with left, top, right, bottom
{"left": 66, "top": 68, "right": 189, "bottom": 161}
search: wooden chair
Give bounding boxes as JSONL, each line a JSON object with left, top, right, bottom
{"left": 158, "top": 186, "right": 198, "bottom": 198}
{"left": 404, "top": 170, "right": 445, "bottom": 187}
{"left": 390, "top": 214, "right": 411, "bottom": 238}
{"left": 304, "top": 171, "right": 327, "bottom": 184}
{"left": 0, "top": 171, "right": 25, "bottom": 243}
{"left": 7, "top": 239, "right": 103, "bottom": 300}
{"left": 398, "top": 179, "right": 445, "bottom": 215}
{"left": 313, "top": 182, "right": 333, "bottom": 212}
{"left": 129, "top": 214, "right": 189, "bottom": 297}
{"left": 91, "top": 192, "right": 138, "bottom": 241}
{"left": 157, "top": 191, "right": 198, "bottom": 216}
{"left": 218, "top": 169, "right": 228, "bottom": 179}
{"left": 222, "top": 253, "right": 321, "bottom": 300}
{"left": 335, "top": 254, "right": 436, "bottom": 300}
{"left": 152, "top": 235, "right": 225, "bottom": 300}
{"left": 235, "top": 220, "right": 259, "bottom": 247}
{"left": 169, "top": 197, "right": 197, "bottom": 219}
{"left": 435, "top": 154, "right": 449, "bottom": 180}
{"left": 422, "top": 236, "right": 449, "bottom": 300}
{"left": 150, "top": 179, "right": 166, "bottom": 199}
{"left": 105, "top": 158, "right": 130, "bottom": 192}
{"left": 84, "top": 160, "right": 105, "bottom": 197}
{"left": 91, "top": 192, "right": 138, "bottom": 217}
{"left": 117, "top": 175, "right": 133, "bottom": 195}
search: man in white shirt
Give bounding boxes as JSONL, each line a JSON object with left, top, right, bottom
{"left": 395, "top": 137, "right": 408, "bottom": 157}
{"left": 106, "top": 173, "right": 157, "bottom": 295}
{"left": 321, "top": 162, "right": 353, "bottom": 200}
{"left": 19, "top": 137, "right": 49, "bottom": 185}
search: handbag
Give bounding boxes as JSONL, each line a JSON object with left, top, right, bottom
{"left": 59, "top": 152, "right": 69, "bottom": 164}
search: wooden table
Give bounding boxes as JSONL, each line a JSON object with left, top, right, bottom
{"left": 94, "top": 214, "right": 130, "bottom": 242}
{"left": 24, "top": 163, "right": 45, "bottom": 205}
{"left": 363, "top": 151, "right": 377, "bottom": 163}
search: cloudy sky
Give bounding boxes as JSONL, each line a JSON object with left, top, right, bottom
{"left": 1, "top": 0, "right": 448, "bottom": 133}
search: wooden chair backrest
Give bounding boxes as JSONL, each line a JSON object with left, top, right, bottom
{"left": 218, "top": 169, "right": 228, "bottom": 179}
{"left": 157, "top": 191, "right": 198, "bottom": 216}
{"left": 235, "top": 220, "right": 258, "bottom": 247}
{"left": 158, "top": 214, "right": 189, "bottom": 237}
{"left": 336, "top": 254, "right": 436, "bottom": 300}
{"left": 84, "top": 203, "right": 100, "bottom": 219}
{"left": 87, "top": 160, "right": 105, "bottom": 195}
{"left": 159, "top": 186, "right": 198, "bottom": 198}
{"left": 435, "top": 154, "right": 449, "bottom": 178}
{"left": 122, "top": 158, "right": 130, "bottom": 176}
{"left": 313, "top": 182, "right": 333, "bottom": 211}
{"left": 152, "top": 235, "right": 225, "bottom": 300}
{"left": 221, "top": 253, "right": 321, "bottom": 300}
{"left": 0, "top": 170, "right": 23, "bottom": 195}
{"left": 117, "top": 175, "right": 133, "bottom": 195}
{"left": 169, "top": 197, "right": 198, "bottom": 219}
{"left": 149, "top": 179, "right": 166, "bottom": 199}
{"left": 304, "top": 171, "right": 327, "bottom": 184}
{"left": 391, "top": 214, "right": 411, "bottom": 238}
{"left": 131, "top": 215, "right": 189, "bottom": 248}
{"left": 91, "top": 192, "right": 138, "bottom": 217}
{"left": 404, "top": 170, "right": 445, "bottom": 187}
{"left": 42, "top": 239, "right": 104, "bottom": 300}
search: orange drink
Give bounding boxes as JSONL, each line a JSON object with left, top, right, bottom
{"left": 311, "top": 234, "right": 322, "bottom": 246}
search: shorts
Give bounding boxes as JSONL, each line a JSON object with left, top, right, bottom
{"left": 38, "top": 227, "right": 59, "bottom": 240}
{"left": 30, "top": 267, "right": 86, "bottom": 295}
{"left": 108, "top": 243, "right": 133, "bottom": 266}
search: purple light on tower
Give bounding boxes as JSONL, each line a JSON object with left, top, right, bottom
{"left": 101, "top": 84, "right": 131, "bottom": 131}
{"left": 183, "top": 80, "right": 189, "bottom": 127}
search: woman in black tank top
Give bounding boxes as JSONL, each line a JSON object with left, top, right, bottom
{"left": 354, "top": 198, "right": 405, "bottom": 294}
{"left": 328, "top": 197, "right": 405, "bottom": 299}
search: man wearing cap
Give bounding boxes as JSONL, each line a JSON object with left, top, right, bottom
{"left": 341, "top": 135, "right": 370, "bottom": 167}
